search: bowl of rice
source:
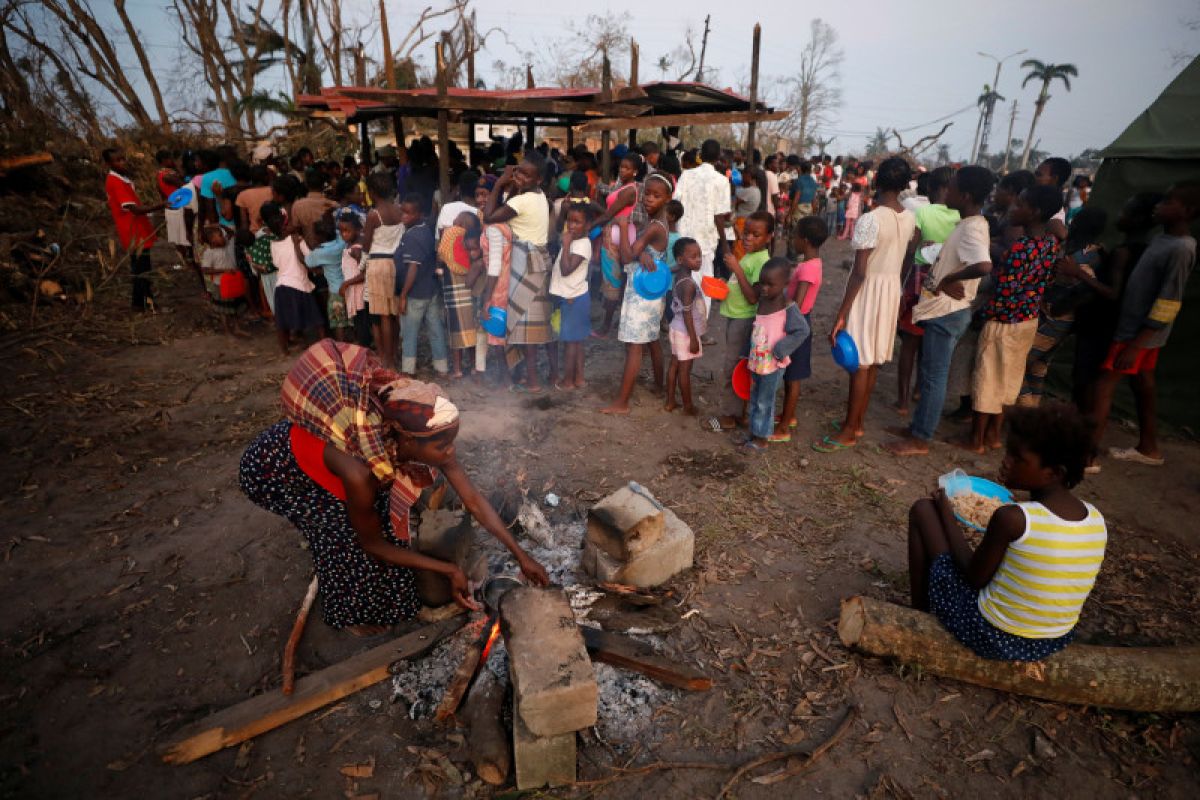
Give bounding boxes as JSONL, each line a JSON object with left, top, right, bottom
{"left": 938, "top": 469, "right": 1014, "bottom": 532}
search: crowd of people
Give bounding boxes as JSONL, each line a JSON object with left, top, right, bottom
{"left": 102, "top": 132, "right": 1198, "bottom": 657}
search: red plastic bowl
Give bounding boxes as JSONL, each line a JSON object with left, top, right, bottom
{"left": 701, "top": 275, "right": 729, "bottom": 300}
{"left": 732, "top": 357, "right": 752, "bottom": 400}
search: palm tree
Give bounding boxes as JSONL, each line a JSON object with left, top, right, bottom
{"left": 969, "top": 86, "right": 989, "bottom": 163}
{"left": 1018, "top": 59, "right": 1078, "bottom": 168}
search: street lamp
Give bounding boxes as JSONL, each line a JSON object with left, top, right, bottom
{"left": 976, "top": 49, "right": 1027, "bottom": 164}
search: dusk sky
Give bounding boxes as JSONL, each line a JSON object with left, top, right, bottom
{"left": 104, "top": 0, "right": 1198, "bottom": 159}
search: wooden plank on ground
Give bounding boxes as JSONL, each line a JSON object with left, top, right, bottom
{"left": 160, "top": 616, "right": 467, "bottom": 765}
{"left": 580, "top": 625, "right": 713, "bottom": 691}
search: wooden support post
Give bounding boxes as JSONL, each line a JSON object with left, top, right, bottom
{"left": 628, "top": 38, "right": 639, "bottom": 148}
{"left": 526, "top": 64, "right": 535, "bottom": 89}
{"left": 838, "top": 596, "right": 1200, "bottom": 713}
{"left": 435, "top": 39, "right": 450, "bottom": 203}
{"left": 359, "top": 119, "right": 371, "bottom": 164}
{"left": 379, "top": 0, "right": 395, "bottom": 89}
{"left": 745, "top": 22, "right": 761, "bottom": 157}
{"left": 566, "top": 125, "right": 574, "bottom": 152}
{"left": 600, "top": 51, "right": 612, "bottom": 180}
{"left": 465, "top": 20, "right": 475, "bottom": 89}
{"left": 159, "top": 617, "right": 467, "bottom": 765}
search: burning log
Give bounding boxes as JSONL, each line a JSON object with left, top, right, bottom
{"left": 462, "top": 665, "right": 511, "bottom": 785}
{"left": 580, "top": 626, "right": 713, "bottom": 691}
{"left": 434, "top": 614, "right": 499, "bottom": 722}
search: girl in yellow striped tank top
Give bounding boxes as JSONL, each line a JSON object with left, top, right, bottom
{"left": 907, "top": 403, "right": 1106, "bottom": 661}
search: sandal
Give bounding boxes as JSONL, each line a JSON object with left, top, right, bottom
{"left": 811, "top": 435, "right": 856, "bottom": 453}
{"left": 741, "top": 439, "right": 768, "bottom": 452}
{"left": 1108, "top": 447, "right": 1164, "bottom": 466}
{"left": 767, "top": 432, "right": 792, "bottom": 443}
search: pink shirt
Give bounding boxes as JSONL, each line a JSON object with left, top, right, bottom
{"left": 788, "top": 258, "right": 822, "bottom": 315}
{"left": 272, "top": 236, "right": 314, "bottom": 293}
{"left": 748, "top": 306, "right": 791, "bottom": 375}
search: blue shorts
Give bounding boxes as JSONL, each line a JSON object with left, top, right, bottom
{"left": 929, "top": 553, "right": 1073, "bottom": 661}
{"left": 555, "top": 293, "right": 591, "bottom": 342}
{"left": 783, "top": 318, "right": 813, "bottom": 382}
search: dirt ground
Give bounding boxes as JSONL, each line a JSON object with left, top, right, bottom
{"left": 1, "top": 237, "right": 1198, "bottom": 799}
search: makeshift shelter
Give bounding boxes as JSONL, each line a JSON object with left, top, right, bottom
{"left": 1087, "top": 55, "right": 1200, "bottom": 430}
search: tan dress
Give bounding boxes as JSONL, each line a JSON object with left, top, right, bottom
{"left": 843, "top": 206, "right": 916, "bottom": 366}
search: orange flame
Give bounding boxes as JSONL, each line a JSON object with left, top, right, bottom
{"left": 479, "top": 619, "right": 501, "bottom": 662}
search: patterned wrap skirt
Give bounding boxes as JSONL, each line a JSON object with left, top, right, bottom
{"left": 239, "top": 421, "right": 420, "bottom": 629}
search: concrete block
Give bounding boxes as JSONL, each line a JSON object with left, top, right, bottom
{"left": 513, "top": 712, "right": 576, "bottom": 789}
{"left": 413, "top": 509, "right": 473, "bottom": 607}
{"left": 585, "top": 485, "right": 665, "bottom": 560}
{"left": 582, "top": 508, "right": 694, "bottom": 588}
{"left": 500, "top": 587, "right": 598, "bottom": 736}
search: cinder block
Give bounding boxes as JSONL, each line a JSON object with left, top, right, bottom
{"left": 513, "top": 712, "right": 576, "bottom": 789}
{"left": 585, "top": 485, "right": 665, "bottom": 560}
{"left": 582, "top": 508, "right": 694, "bottom": 588}
{"left": 500, "top": 587, "right": 598, "bottom": 736}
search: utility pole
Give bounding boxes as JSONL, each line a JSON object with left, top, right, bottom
{"left": 976, "top": 49, "right": 1026, "bottom": 165}
{"left": 695, "top": 15, "right": 711, "bottom": 82}
{"left": 1001, "top": 100, "right": 1018, "bottom": 174}
{"left": 745, "top": 24, "right": 761, "bottom": 156}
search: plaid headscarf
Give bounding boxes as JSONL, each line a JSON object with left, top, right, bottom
{"left": 280, "top": 340, "right": 458, "bottom": 541}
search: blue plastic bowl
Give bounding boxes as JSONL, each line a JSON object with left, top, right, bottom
{"left": 632, "top": 263, "right": 671, "bottom": 300}
{"left": 481, "top": 307, "right": 507, "bottom": 337}
{"left": 167, "top": 186, "right": 193, "bottom": 210}
{"left": 944, "top": 475, "right": 1014, "bottom": 532}
{"left": 600, "top": 249, "right": 622, "bottom": 288}
{"left": 831, "top": 330, "right": 859, "bottom": 373}
{"left": 588, "top": 226, "right": 602, "bottom": 241}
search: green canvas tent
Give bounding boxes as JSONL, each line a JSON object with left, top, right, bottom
{"left": 1088, "top": 55, "right": 1200, "bottom": 430}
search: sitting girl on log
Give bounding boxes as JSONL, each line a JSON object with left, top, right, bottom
{"left": 907, "top": 403, "right": 1107, "bottom": 660}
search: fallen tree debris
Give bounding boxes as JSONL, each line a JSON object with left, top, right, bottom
{"left": 281, "top": 575, "right": 319, "bottom": 695}
{"left": 838, "top": 595, "right": 1200, "bottom": 712}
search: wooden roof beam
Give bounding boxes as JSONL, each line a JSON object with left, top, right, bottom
{"left": 574, "top": 109, "right": 788, "bottom": 133}
{"left": 333, "top": 88, "right": 647, "bottom": 118}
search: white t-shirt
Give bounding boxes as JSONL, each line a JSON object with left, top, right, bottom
{"left": 911, "top": 215, "right": 991, "bottom": 323}
{"left": 505, "top": 191, "right": 549, "bottom": 246}
{"left": 550, "top": 238, "right": 592, "bottom": 298}
{"left": 765, "top": 170, "right": 780, "bottom": 214}
{"left": 272, "top": 236, "right": 314, "bottom": 293}
{"left": 436, "top": 201, "right": 475, "bottom": 236}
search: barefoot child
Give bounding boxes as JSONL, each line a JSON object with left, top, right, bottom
{"left": 199, "top": 225, "right": 249, "bottom": 337}
{"left": 305, "top": 217, "right": 351, "bottom": 341}
{"left": 703, "top": 211, "right": 775, "bottom": 432}
{"left": 965, "top": 185, "right": 1062, "bottom": 452}
{"left": 335, "top": 212, "right": 372, "bottom": 346}
{"left": 549, "top": 204, "right": 593, "bottom": 389}
{"left": 270, "top": 207, "right": 327, "bottom": 355}
{"left": 742, "top": 258, "right": 810, "bottom": 450}
{"left": 907, "top": 403, "right": 1106, "bottom": 660}
{"left": 665, "top": 237, "right": 704, "bottom": 414}
{"left": 362, "top": 173, "right": 406, "bottom": 369}
{"left": 773, "top": 216, "right": 827, "bottom": 440}
{"left": 820, "top": 158, "right": 916, "bottom": 451}
{"left": 1089, "top": 181, "right": 1199, "bottom": 468}
{"left": 600, "top": 173, "right": 674, "bottom": 414}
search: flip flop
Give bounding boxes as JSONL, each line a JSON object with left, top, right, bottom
{"left": 1108, "top": 447, "right": 1164, "bottom": 466}
{"left": 701, "top": 416, "right": 735, "bottom": 433}
{"left": 773, "top": 417, "right": 799, "bottom": 429}
{"left": 741, "top": 440, "right": 768, "bottom": 452}
{"left": 811, "top": 435, "right": 856, "bottom": 453}
{"left": 767, "top": 432, "right": 792, "bottom": 443}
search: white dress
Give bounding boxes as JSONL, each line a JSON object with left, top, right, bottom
{"left": 842, "top": 206, "right": 916, "bottom": 366}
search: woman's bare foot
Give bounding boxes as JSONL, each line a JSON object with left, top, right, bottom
{"left": 572, "top": 379, "right": 587, "bottom": 390}
{"left": 883, "top": 436, "right": 929, "bottom": 456}
{"left": 664, "top": 400, "right": 679, "bottom": 412}
{"left": 987, "top": 438, "right": 1004, "bottom": 450}
{"left": 954, "top": 438, "right": 987, "bottom": 455}
{"left": 599, "top": 404, "right": 631, "bottom": 415}
{"left": 346, "top": 624, "right": 390, "bottom": 638}
{"left": 894, "top": 404, "right": 910, "bottom": 417}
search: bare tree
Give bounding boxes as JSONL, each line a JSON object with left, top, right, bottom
{"left": 37, "top": 0, "right": 172, "bottom": 133}
{"left": 655, "top": 26, "right": 699, "bottom": 81}
{"left": 766, "top": 19, "right": 842, "bottom": 153}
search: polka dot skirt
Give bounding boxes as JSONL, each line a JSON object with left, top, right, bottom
{"left": 240, "top": 421, "right": 420, "bottom": 629}
{"left": 928, "top": 553, "right": 1072, "bottom": 661}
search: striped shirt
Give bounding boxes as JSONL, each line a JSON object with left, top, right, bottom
{"left": 977, "top": 501, "right": 1107, "bottom": 639}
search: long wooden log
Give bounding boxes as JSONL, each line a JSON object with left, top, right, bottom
{"left": 462, "top": 666, "right": 511, "bottom": 785}
{"left": 580, "top": 626, "right": 712, "bottom": 691}
{"left": 160, "top": 617, "right": 467, "bottom": 764}
{"left": 434, "top": 614, "right": 496, "bottom": 722}
{"left": 838, "top": 595, "right": 1200, "bottom": 712}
